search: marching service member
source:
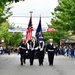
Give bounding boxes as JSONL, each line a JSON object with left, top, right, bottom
{"left": 28, "top": 37, "right": 35, "bottom": 65}
{"left": 46, "top": 39, "right": 55, "bottom": 66}
{"left": 19, "top": 39, "right": 28, "bottom": 66}
{"left": 38, "top": 37, "right": 45, "bottom": 66}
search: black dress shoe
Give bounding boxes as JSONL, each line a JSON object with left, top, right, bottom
{"left": 30, "top": 64, "right": 33, "bottom": 66}
{"left": 49, "top": 63, "right": 51, "bottom": 66}
{"left": 39, "top": 64, "right": 41, "bottom": 66}
{"left": 41, "top": 63, "right": 43, "bottom": 65}
{"left": 24, "top": 61, "right": 26, "bottom": 64}
{"left": 21, "top": 63, "right": 23, "bottom": 65}
{"left": 51, "top": 64, "right": 53, "bottom": 66}
{"left": 49, "top": 64, "right": 53, "bottom": 66}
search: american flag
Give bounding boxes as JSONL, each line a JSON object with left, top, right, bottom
{"left": 26, "top": 15, "right": 33, "bottom": 42}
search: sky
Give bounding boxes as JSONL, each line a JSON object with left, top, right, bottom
{"left": 8, "top": 0, "right": 58, "bottom": 35}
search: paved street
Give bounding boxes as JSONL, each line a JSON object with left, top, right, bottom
{"left": 0, "top": 53, "right": 75, "bottom": 75}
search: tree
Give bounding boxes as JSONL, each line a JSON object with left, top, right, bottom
{"left": 47, "top": 0, "right": 75, "bottom": 44}
{"left": 0, "top": 0, "right": 25, "bottom": 24}
{"left": 0, "top": 22, "right": 23, "bottom": 46}
{"left": 51, "top": 0, "right": 75, "bottom": 32}
{"left": 43, "top": 30, "right": 65, "bottom": 45}
{"left": 0, "top": 2, "right": 12, "bottom": 24}
{"left": 0, "top": 0, "right": 25, "bottom": 47}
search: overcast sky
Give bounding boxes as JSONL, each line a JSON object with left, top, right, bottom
{"left": 8, "top": 0, "right": 58, "bottom": 30}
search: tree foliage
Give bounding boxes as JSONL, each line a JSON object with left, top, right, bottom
{"left": 0, "top": 0, "right": 25, "bottom": 24}
{"left": 0, "top": 0, "right": 25, "bottom": 46}
{"left": 0, "top": 22, "right": 23, "bottom": 46}
{"left": 51, "top": 0, "right": 75, "bottom": 33}
{"left": 46, "top": 0, "right": 75, "bottom": 44}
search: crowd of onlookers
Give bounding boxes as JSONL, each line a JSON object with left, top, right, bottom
{"left": 0, "top": 43, "right": 75, "bottom": 59}
{"left": 54, "top": 44, "right": 75, "bottom": 58}
{"left": 0, "top": 44, "right": 17, "bottom": 55}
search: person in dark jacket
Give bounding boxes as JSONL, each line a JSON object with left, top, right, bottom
{"left": 19, "top": 40, "right": 28, "bottom": 65}
{"left": 46, "top": 39, "right": 55, "bottom": 66}
{"left": 28, "top": 37, "right": 35, "bottom": 65}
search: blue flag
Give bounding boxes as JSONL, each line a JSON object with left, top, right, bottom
{"left": 35, "top": 16, "right": 44, "bottom": 42}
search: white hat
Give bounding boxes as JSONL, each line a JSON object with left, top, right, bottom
{"left": 49, "top": 39, "right": 53, "bottom": 41}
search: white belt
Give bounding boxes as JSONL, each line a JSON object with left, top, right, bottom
{"left": 31, "top": 48, "right": 34, "bottom": 51}
{"left": 40, "top": 49, "right": 43, "bottom": 51}
{"left": 19, "top": 46, "right": 26, "bottom": 49}
{"left": 48, "top": 49, "right": 54, "bottom": 51}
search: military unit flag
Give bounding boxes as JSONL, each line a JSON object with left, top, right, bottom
{"left": 35, "top": 16, "right": 44, "bottom": 42}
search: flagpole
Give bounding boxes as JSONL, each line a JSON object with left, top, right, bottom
{"left": 29, "top": 11, "right": 33, "bottom": 25}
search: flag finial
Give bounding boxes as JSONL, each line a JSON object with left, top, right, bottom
{"left": 30, "top": 11, "right": 33, "bottom": 17}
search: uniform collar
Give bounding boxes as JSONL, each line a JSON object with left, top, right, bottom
{"left": 50, "top": 43, "right": 53, "bottom": 45}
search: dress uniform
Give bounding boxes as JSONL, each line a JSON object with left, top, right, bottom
{"left": 46, "top": 39, "right": 55, "bottom": 66}
{"left": 19, "top": 40, "right": 27, "bottom": 65}
{"left": 28, "top": 38, "right": 35, "bottom": 65}
{"left": 38, "top": 37, "right": 45, "bottom": 66}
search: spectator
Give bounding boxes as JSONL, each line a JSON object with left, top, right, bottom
{"left": 0, "top": 44, "right": 4, "bottom": 55}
